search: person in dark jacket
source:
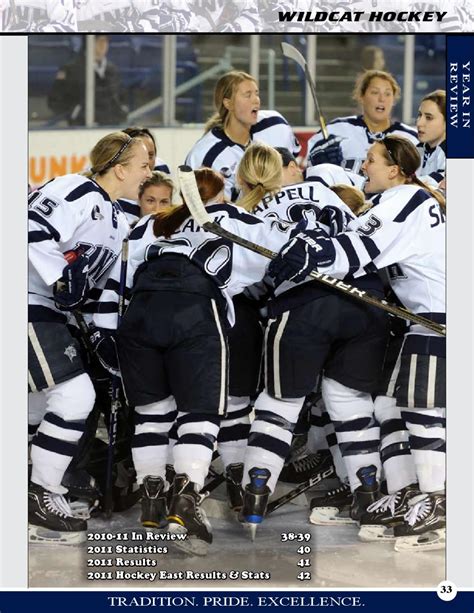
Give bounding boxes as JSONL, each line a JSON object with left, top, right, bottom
{"left": 48, "top": 34, "right": 128, "bottom": 126}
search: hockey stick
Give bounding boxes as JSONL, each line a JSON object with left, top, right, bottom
{"left": 281, "top": 42, "right": 329, "bottom": 140}
{"left": 267, "top": 464, "right": 336, "bottom": 515}
{"left": 177, "top": 166, "right": 445, "bottom": 336}
{"left": 104, "top": 238, "right": 129, "bottom": 518}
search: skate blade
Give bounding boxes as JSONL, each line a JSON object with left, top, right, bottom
{"left": 309, "top": 507, "right": 356, "bottom": 526}
{"left": 28, "top": 524, "right": 86, "bottom": 546}
{"left": 394, "top": 528, "right": 445, "bottom": 552}
{"left": 358, "top": 525, "right": 395, "bottom": 542}
{"left": 69, "top": 500, "right": 99, "bottom": 520}
{"left": 167, "top": 523, "right": 210, "bottom": 557}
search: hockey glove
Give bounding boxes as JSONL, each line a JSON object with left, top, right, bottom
{"left": 54, "top": 253, "right": 91, "bottom": 311}
{"left": 308, "top": 135, "right": 343, "bottom": 167}
{"left": 268, "top": 226, "right": 336, "bottom": 286}
{"left": 87, "top": 327, "right": 121, "bottom": 377}
{"left": 318, "top": 205, "right": 346, "bottom": 235}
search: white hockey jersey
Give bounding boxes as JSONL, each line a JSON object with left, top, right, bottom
{"left": 305, "top": 163, "right": 366, "bottom": 190}
{"left": 28, "top": 174, "right": 129, "bottom": 321}
{"left": 97, "top": 203, "right": 298, "bottom": 328}
{"left": 185, "top": 110, "right": 301, "bottom": 201}
{"left": 323, "top": 184, "right": 445, "bottom": 326}
{"left": 416, "top": 140, "right": 445, "bottom": 186}
{"left": 307, "top": 115, "right": 419, "bottom": 175}
{"left": 4, "top": 0, "right": 76, "bottom": 30}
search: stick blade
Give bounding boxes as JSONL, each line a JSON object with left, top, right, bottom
{"left": 177, "top": 165, "right": 212, "bottom": 227}
{"left": 280, "top": 42, "right": 306, "bottom": 68}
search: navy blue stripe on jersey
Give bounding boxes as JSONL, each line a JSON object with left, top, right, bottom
{"left": 370, "top": 194, "right": 383, "bottom": 207}
{"left": 44, "top": 413, "right": 86, "bottom": 433}
{"left": 28, "top": 211, "right": 61, "bottom": 241}
{"left": 206, "top": 203, "right": 263, "bottom": 225}
{"left": 65, "top": 181, "right": 111, "bottom": 203}
{"left": 154, "top": 162, "right": 170, "bottom": 174}
{"left": 402, "top": 334, "right": 445, "bottom": 358}
{"left": 329, "top": 115, "right": 364, "bottom": 127}
{"left": 303, "top": 175, "right": 330, "bottom": 188}
{"left": 117, "top": 199, "right": 140, "bottom": 217}
{"left": 439, "top": 140, "right": 447, "bottom": 154}
{"left": 359, "top": 235, "right": 381, "bottom": 260}
{"left": 387, "top": 122, "right": 418, "bottom": 138}
{"left": 334, "top": 234, "right": 360, "bottom": 273}
{"left": 129, "top": 219, "right": 152, "bottom": 241}
{"left": 252, "top": 115, "right": 288, "bottom": 134}
{"left": 202, "top": 139, "right": 237, "bottom": 168}
{"left": 34, "top": 432, "right": 78, "bottom": 457}
{"left": 29, "top": 229, "right": 55, "bottom": 244}
{"left": 429, "top": 172, "right": 444, "bottom": 182}
{"left": 393, "top": 190, "right": 431, "bottom": 223}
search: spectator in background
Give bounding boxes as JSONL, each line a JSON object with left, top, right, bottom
{"left": 360, "top": 46, "right": 386, "bottom": 72}
{"left": 48, "top": 34, "right": 128, "bottom": 126}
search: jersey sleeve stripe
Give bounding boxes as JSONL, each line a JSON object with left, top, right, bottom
{"left": 28, "top": 230, "right": 56, "bottom": 244}
{"left": 359, "top": 235, "right": 381, "bottom": 260}
{"left": 393, "top": 190, "right": 431, "bottom": 223}
{"left": 28, "top": 211, "right": 61, "bottom": 241}
{"left": 334, "top": 234, "right": 360, "bottom": 273}
{"left": 429, "top": 171, "right": 444, "bottom": 182}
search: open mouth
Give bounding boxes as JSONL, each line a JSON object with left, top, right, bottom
{"left": 375, "top": 105, "right": 386, "bottom": 113}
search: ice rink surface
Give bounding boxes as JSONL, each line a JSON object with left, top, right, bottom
{"left": 29, "top": 481, "right": 444, "bottom": 589}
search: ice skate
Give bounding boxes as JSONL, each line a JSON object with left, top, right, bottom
{"left": 62, "top": 468, "right": 101, "bottom": 520}
{"left": 140, "top": 475, "right": 168, "bottom": 529}
{"left": 167, "top": 474, "right": 212, "bottom": 556}
{"left": 309, "top": 483, "right": 354, "bottom": 525}
{"left": 279, "top": 449, "right": 333, "bottom": 484}
{"left": 358, "top": 484, "right": 421, "bottom": 542}
{"left": 225, "top": 463, "right": 244, "bottom": 511}
{"left": 28, "top": 482, "right": 87, "bottom": 545}
{"left": 350, "top": 465, "right": 381, "bottom": 521}
{"left": 394, "top": 493, "right": 446, "bottom": 552}
{"left": 239, "top": 467, "right": 271, "bottom": 541}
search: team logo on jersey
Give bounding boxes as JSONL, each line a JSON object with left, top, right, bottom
{"left": 219, "top": 166, "right": 234, "bottom": 179}
{"left": 91, "top": 205, "right": 104, "bottom": 221}
{"left": 64, "top": 344, "right": 78, "bottom": 362}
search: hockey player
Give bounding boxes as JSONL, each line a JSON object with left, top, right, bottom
{"left": 415, "top": 90, "right": 446, "bottom": 187}
{"left": 270, "top": 136, "right": 446, "bottom": 551}
{"left": 123, "top": 127, "right": 171, "bottom": 174}
{"left": 307, "top": 70, "right": 418, "bottom": 175}
{"left": 28, "top": 132, "right": 151, "bottom": 544}
{"left": 231, "top": 143, "right": 388, "bottom": 539}
{"left": 115, "top": 167, "right": 303, "bottom": 555}
{"left": 188, "top": 0, "right": 260, "bottom": 31}
{"left": 3, "top": 0, "right": 77, "bottom": 31}
{"left": 119, "top": 127, "right": 172, "bottom": 224}
{"left": 185, "top": 70, "right": 301, "bottom": 201}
